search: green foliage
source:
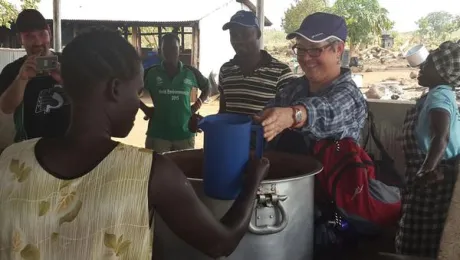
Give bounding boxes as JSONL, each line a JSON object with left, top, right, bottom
{"left": 416, "top": 11, "right": 460, "bottom": 47}
{"left": 0, "top": 0, "right": 19, "bottom": 28}
{"left": 21, "top": 0, "right": 40, "bottom": 9}
{"left": 0, "top": 0, "right": 41, "bottom": 28}
{"left": 281, "top": 0, "right": 328, "bottom": 34}
{"left": 282, "top": 0, "right": 393, "bottom": 52}
{"left": 331, "top": 0, "right": 394, "bottom": 50}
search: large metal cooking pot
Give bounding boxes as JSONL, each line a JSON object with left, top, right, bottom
{"left": 154, "top": 150, "right": 322, "bottom": 260}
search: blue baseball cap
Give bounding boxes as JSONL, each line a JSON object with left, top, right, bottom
{"left": 223, "top": 10, "right": 260, "bottom": 30}
{"left": 286, "top": 12, "right": 347, "bottom": 43}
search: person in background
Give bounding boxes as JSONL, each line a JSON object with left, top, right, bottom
{"left": 254, "top": 12, "right": 367, "bottom": 151}
{"left": 219, "top": 10, "right": 296, "bottom": 116}
{"left": 0, "top": 27, "right": 269, "bottom": 259}
{"left": 140, "top": 33, "right": 209, "bottom": 153}
{"left": 0, "top": 9, "right": 70, "bottom": 142}
{"left": 395, "top": 41, "right": 460, "bottom": 258}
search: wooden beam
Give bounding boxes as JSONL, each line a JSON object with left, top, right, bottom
{"left": 137, "top": 27, "right": 142, "bottom": 51}
{"left": 158, "top": 27, "right": 163, "bottom": 54}
{"left": 132, "top": 32, "right": 192, "bottom": 36}
{"left": 181, "top": 26, "right": 185, "bottom": 51}
{"left": 132, "top": 26, "right": 141, "bottom": 54}
{"left": 190, "top": 23, "right": 200, "bottom": 102}
{"left": 123, "top": 25, "right": 128, "bottom": 39}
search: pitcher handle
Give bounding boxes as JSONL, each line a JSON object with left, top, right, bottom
{"left": 251, "top": 124, "right": 264, "bottom": 159}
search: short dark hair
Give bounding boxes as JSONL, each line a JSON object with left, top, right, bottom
{"left": 61, "top": 26, "right": 141, "bottom": 100}
{"left": 161, "top": 33, "right": 180, "bottom": 45}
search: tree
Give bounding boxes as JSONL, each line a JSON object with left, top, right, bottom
{"left": 416, "top": 11, "right": 460, "bottom": 47}
{"left": 0, "top": 0, "right": 41, "bottom": 28}
{"left": 21, "top": 0, "right": 40, "bottom": 9}
{"left": 0, "top": 0, "right": 18, "bottom": 28}
{"left": 331, "top": 0, "right": 394, "bottom": 52}
{"left": 282, "top": 0, "right": 328, "bottom": 34}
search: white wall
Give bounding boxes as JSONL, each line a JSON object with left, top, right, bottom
{"left": 0, "top": 48, "right": 27, "bottom": 72}
{"left": 198, "top": 0, "right": 245, "bottom": 79}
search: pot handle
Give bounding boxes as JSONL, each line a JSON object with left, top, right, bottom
{"left": 248, "top": 195, "right": 289, "bottom": 235}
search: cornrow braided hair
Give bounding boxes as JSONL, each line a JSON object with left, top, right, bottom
{"left": 61, "top": 26, "right": 141, "bottom": 100}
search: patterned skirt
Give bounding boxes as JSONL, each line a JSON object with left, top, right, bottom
{"left": 395, "top": 159, "right": 460, "bottom": 258}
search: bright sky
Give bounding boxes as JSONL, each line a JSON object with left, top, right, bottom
{"left": 265, "top": 0, "right": 460, "bottom": 32}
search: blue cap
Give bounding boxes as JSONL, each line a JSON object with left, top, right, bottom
{"left": 223, "top": 10, "right": 260, "bottom": 30}
{"left": 286, "top": 12, "right": 347, "bottom": 42}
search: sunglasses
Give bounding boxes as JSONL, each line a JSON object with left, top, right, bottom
{"left": 292, "top": 42, "right": 336, "bottom": 58}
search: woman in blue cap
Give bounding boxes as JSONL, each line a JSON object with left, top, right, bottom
{"left": 254, "top": 12, "right": 367, "bottom": 154}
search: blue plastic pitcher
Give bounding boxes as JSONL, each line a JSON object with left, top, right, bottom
{"left": 198, "top": 113, "right": 264, "bottom": 200}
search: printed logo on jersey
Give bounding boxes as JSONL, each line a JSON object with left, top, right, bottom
{"left": 156, "top": 76, "right": 163, "bottom": 86}
{"left": 183, "top": 78, "right": 194, "bottom": 87}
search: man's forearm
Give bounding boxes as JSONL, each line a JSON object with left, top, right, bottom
{"left": 0, "top": 78, "right": 28, "bottom": 114}
{"left": 139, "top": 101, "right": 152, "bottom": 114}
{"left": 192, "top": 88, "right": 209, "bottom": 112}
{"left": 198, "top": 88, "right": 209, "bottom": 103}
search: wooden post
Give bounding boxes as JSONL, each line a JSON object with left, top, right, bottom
{"left": 180, "top": 26, "right": 185, "bottom": 52}
{"left": 132, "top": 26, "right": 137, "bottom": 48}
{"left": 191, "top": 23, "right": 199, "bottom": 69}
{"left": 190, "top": 23, "right": 200, "bottom": 102}
{"left": 132, "top": 26, "right": 141, "bottom": 55}
{"left": 123, "top": 25, "right": 128, "bottom": 40}
{"left": 158, "top": 26, "right": 163, "bottom": 53}
{"left": 137, "top": 27, "right": 142, "bottom": 53}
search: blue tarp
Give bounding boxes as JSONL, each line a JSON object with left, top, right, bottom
{"left": 143, "top": 51, "right": 161, "bottom": 69}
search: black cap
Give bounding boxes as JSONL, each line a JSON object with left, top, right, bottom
{"left": 16, "top": 9, "right": 47, "bottom": 33}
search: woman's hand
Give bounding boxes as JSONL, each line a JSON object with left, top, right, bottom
{"left": 253, "top": 107, "right": 294, "bottom": 141}
{"left": 414, "top": 168, "right": 444, "bottom": 186}
{"left": 243, "top": 157, "right": 270, "bottom": 187}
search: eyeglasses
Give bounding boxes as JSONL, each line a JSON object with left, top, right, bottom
{"left": 292, "top": 42, "right": 335, "bottom": 58}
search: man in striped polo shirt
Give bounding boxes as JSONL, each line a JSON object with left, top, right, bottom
{"left": 219, "top": 10, "right": 296, "bottom": 115}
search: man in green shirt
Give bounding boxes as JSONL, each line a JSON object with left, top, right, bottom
{"left": 141, "top": 33, "right": 209, "bottom": 153}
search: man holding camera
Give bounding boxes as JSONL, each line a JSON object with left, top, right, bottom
{"left": 0, "top": 9, "right": 70, "bottom": 142}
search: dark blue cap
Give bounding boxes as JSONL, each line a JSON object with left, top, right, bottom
{"left": 223, "top": 10, "right": 260, "bottom": 30}
{"left": 286, "top": 12, "right": 347, "bottom": 42}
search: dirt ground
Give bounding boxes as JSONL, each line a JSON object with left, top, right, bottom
{"left": 115, "top": 98, "right": 219, "bottom": 149}
{"left": 118, "top": 68, "right": 418, "bottom": 149}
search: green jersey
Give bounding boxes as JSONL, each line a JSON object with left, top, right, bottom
{"left": 144, "top": 61, "right": 209, "bottom": 140}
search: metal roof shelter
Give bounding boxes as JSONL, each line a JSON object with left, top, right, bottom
{"left": 42, "top": 0, "right": 269, "bottom": 51}
{"left": 31, "top": 0, "right": 269, "bottom": 102}
{"left": 42, "top": 0, "right": 234, "bottom": 25}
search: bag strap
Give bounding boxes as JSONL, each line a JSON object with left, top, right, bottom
{"left": 315, "top": 141, "right": 359, "bottom": 204}
{"left": 363, "top": 112, "right": 372, "bottom": 150}
{"left": 365, "top": 110, "right": 394, "bottom": 163}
